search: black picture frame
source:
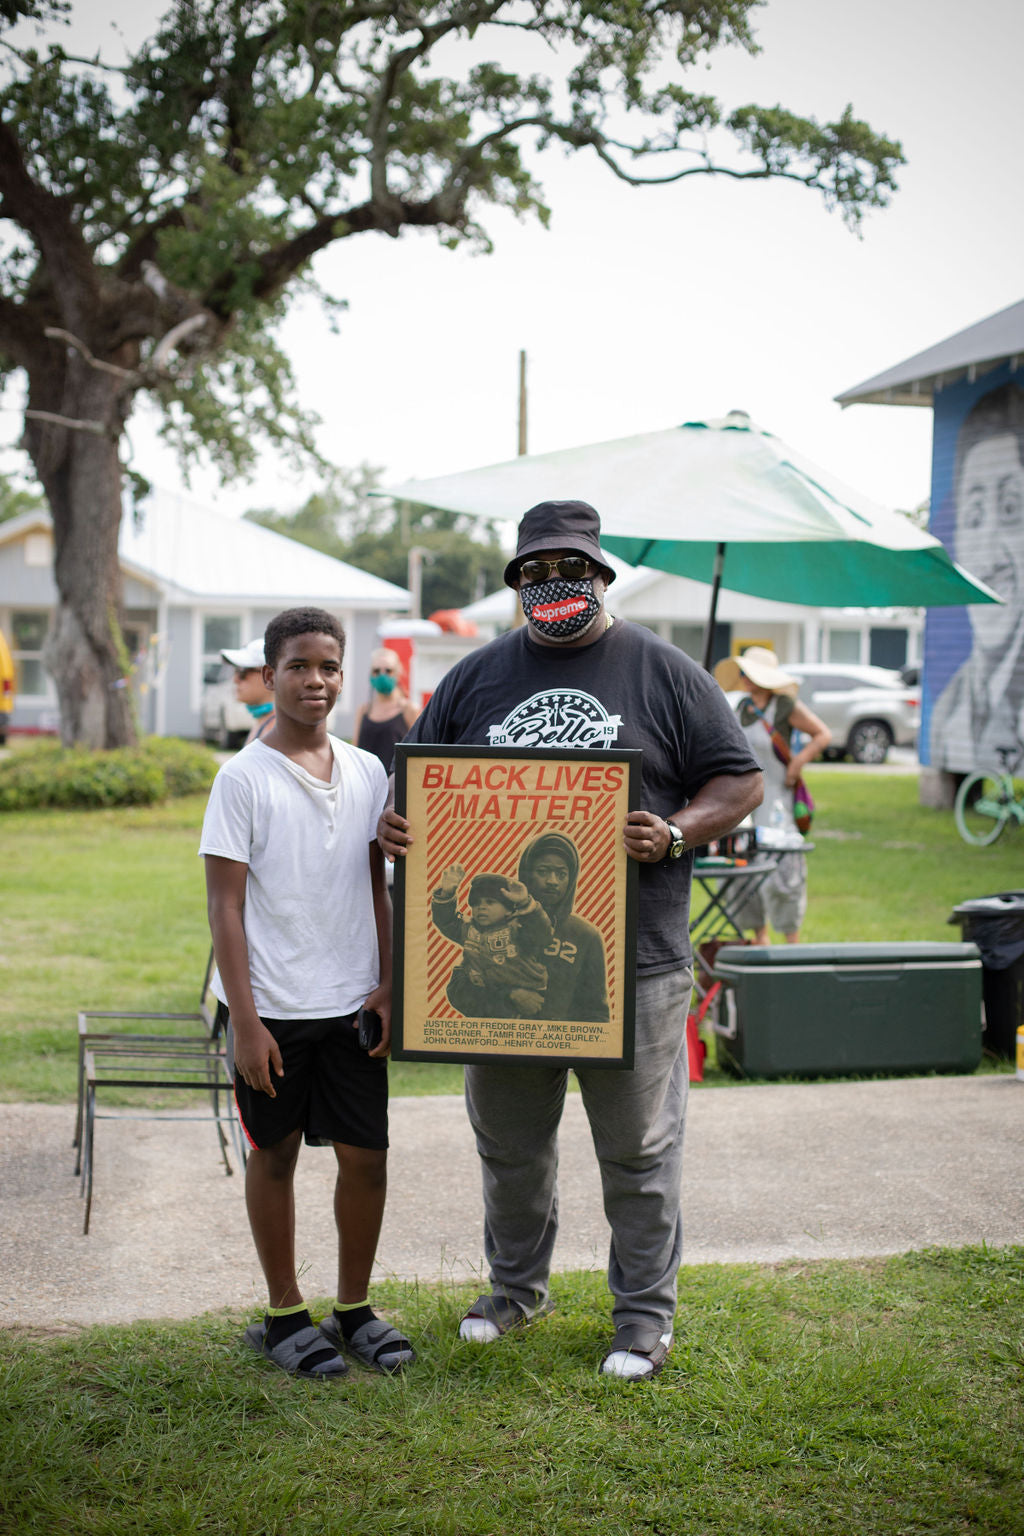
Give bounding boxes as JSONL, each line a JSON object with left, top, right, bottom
{"left": 392, "top": 745, "right": 640, "bottom": 1067}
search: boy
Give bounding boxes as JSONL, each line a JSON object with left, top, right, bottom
{"left": 431, "top": 863, "right": 552, "bottom": 1018}
{"left": 200, "top": 607, "right": 413, "bottom": 1378}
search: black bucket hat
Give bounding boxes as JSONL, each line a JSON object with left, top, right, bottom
{"left": 503, "top": 500, "right": 617, "bottom": 588}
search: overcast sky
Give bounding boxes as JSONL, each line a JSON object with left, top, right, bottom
{"left": 5, "top": 0, "right": 1023, "bottom": 529}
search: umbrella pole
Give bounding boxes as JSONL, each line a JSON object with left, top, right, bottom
{"left": 701, "top": 542, "right": 726, "bottom": 672}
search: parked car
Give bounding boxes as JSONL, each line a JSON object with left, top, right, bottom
{"left": 0, "top": 626, "right": 14, "bottom": 746}
{"left": 786, "top": 663, "right": 920, "bottom": 764}
{"left": 201, "top": 661, "right": 252, "bottom": 749}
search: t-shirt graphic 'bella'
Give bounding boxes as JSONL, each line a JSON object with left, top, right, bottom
{"left": 487, "top": 689, "right": 623, "bottom": 751}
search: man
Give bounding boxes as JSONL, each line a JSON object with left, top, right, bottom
{"left": 220, "top": 636, "right": 276, "bottom": 743}
{"left": 202, "top": 608, "right": 414, "bottom": 1378}
{"left": 380, "top": 501, "right": 762, "bottom": 1379}
{"left": 517, "top": 832, "right": 609, "bottom": 1024}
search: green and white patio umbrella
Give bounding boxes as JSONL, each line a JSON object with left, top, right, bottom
{"left": 383, "top": 414, "right": 999, "bottom": 668}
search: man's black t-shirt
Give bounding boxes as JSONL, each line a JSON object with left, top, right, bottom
{"left": 402, "top": 619, "right": 760, "bottom": 973}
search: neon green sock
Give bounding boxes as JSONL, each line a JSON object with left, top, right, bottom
{"left": 334, "top": 1299, "right": 375, "bottom": 1341}
{"left": 264, "top": 1300, "right": 314, "bottom": 1347}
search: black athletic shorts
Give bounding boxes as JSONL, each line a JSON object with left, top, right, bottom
{"left": 229, "top": 1011, "right": 388, "bottom": 1152}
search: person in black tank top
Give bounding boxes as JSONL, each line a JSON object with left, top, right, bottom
{"left": 354, "top": 647, "right": 420, "bottom": 767}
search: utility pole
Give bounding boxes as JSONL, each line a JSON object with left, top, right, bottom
{"left": 513, "top": 351, "right": 528, "bottom": 628}
{"left": 408, "top": 546, "right": 429, "bottom": 621}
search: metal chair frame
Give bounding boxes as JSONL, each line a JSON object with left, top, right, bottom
{"left": 73, "top": 948, "right": 246, "bottom": 1233}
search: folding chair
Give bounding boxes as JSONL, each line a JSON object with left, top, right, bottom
{"left": 73, "top": 947, "right": 246, "bottom": 1233}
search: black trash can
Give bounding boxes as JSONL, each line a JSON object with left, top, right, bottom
{"left": 949, "top": 893, "right": 1024, "bottom": 1059}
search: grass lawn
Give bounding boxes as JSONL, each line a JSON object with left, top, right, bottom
{"left": 794, "top": 769, "right": 1022, "bottom": 944}
{"left": 2, "top": 769, "right": 1019, "bottom": 1101}
{"left": 2, "top": 776, "right": 1022, "bottom": 1534}
{"left": 2, "top": 1249, "right": 1022, "bottom": 1535}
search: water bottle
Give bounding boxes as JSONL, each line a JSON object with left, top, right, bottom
{"left": 770, "top": 798, "right": 786, "bottom": 830}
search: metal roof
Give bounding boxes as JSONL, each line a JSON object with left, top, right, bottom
{"left": 0, "top": 493, "right": 410, "bottom": 610}
{"left": 835, "top": 298, "right": 1024, "bottom": 408}
{"left": 119, "top": 489, "right": 410, "bottom": 607}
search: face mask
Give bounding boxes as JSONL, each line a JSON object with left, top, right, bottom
{"left": 246, "top": 701, "right": 273, "bottom": 719}
{"left": 370, "top": 672, "right": 397, "bottom": 695}
{"left": 520, "top": 576, "right": 601, "bottom": 642}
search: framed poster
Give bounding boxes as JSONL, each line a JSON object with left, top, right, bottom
{"left": 392, "top": 745, "right": 640, "bottom": 1067}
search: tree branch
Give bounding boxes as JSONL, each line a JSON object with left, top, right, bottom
{"left": 44, "top": 327, "right": 138, "bottom": 381}
{"left": 24, "top": 407, "right": 109, "bottom": 437}
{"left": 363, "top": 0, "right": 510, "bottom": 226}
{"left": 149, "top": 312, "right": 210, "bottom": 371}
{"left": 0, "top": 120, "right": 102, "bottom": 328}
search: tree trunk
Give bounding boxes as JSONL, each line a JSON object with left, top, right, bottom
{"left": 31, "top": 359, "right": 138, "bottom": 749}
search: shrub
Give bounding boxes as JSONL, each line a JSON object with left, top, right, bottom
{"left": 0, "top": 737, "right": 217, "bottom": 811}
{"left": 137, "top": 736, "right": 220, "bottom": 798}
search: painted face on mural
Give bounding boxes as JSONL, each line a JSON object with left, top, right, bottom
{"left": 956, "top": 432, "right": 1024, "bottom": 650}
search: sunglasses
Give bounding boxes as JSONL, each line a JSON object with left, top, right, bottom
{"left": 518, "top": 556, "right": 594, "bottom": 584}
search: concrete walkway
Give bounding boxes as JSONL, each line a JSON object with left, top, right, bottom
{"left": 1, "top": 1074, "right": 1021, "bottom": 1330}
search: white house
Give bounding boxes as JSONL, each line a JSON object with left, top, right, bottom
{"left": 0, "top": 488, "right": 410, "bottom": 741}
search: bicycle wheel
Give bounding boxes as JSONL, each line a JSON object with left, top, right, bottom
{"left": 955, "top": 771, "right": 1009, "bottom": 845}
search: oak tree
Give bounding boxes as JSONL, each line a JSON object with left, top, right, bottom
{"left": 0, "top": 0, "right": 903, "bottom": 744}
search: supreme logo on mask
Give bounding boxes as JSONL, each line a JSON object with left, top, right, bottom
{"left": 521, "top": 574, "right": 601, "bottom": 640}
{"left": 532, "top": 595, "right": 588, "bottom": 622}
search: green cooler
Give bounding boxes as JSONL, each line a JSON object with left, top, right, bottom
{"left": 709, "top": 942, "right": 983, "bottom": 1078}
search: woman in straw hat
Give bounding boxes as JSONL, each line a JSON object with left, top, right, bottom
{"left": 713, "top": 646, "right": 831, "bottom": 944}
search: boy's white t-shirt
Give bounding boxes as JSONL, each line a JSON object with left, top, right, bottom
{"left": 199, "top": 735, "right": 388, "bottom": 1019}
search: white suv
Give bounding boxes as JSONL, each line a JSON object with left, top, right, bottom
{"left": 200, "top": 662, "right": 252, "bottom": 749}
{"left": 786, "top": 664, "right": 920, "bottom": 764}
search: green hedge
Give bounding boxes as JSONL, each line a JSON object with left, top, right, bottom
{"left": 0, "top": 737, "right": 218, "bottom": 810}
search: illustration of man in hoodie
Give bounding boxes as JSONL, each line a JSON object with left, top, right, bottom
{"left": 431, "top": 864, "right": 553, "bottom": 1018}
{"left": 518, "top": 834, "right": 609, "bottom": 1024}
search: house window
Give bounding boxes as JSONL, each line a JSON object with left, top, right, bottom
{"left": 24, "top": 533, "right": 51, "bottom": 568}
{"left": 869, "top": 627, "right": 908, "bottom": 669}
{"left": 202, "top": 616, "right": 241, "bottom": 681}
{"left": 826, "top": 629, "right": 861, "bottom": 664}
{"left": 11, "top": 610, "right": 50, "bottom": 696}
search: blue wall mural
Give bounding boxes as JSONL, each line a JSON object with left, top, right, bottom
{"left": 921, "top": 361, "right": 1024, "bottom": 774}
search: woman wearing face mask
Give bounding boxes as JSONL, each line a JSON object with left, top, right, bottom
{"left": 354, "top": 647, "right": 421, "bottom": 768}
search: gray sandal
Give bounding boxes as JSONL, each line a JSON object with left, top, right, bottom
{"left": 244, "top": 1320, "right": 349, "bottom": 1378}
{"left": 319, "top": 1312, "right": 415, "bottom": 1374}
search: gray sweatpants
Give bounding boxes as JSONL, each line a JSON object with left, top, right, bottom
{"left": 463, "top": 967, "right": 691, "bottom": 1335}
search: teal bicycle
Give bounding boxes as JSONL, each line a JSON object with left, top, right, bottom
{"left": 954, "top": 748, "right": 1024, "bottom": 846}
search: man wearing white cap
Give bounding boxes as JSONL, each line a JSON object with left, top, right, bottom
{"left": 221, "top": 637, "right": 276, "bottom": 744}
